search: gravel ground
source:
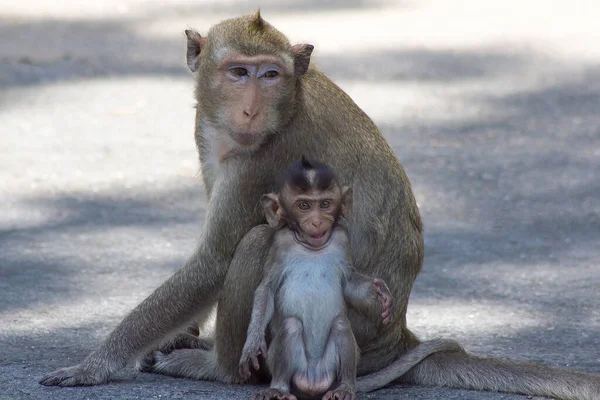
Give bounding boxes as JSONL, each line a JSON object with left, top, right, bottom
{"left": 1, "top": 1, "right": 599, "bottom": 399}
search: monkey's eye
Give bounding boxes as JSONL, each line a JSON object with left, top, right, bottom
{"left": 298, "top": 202, "right": 311, "bottom": 211}
{"left": 320, "top": 200, "right": 331, "bottom": 209}
{"left": 263, "top": 70, "right": 279, "bottom": 78}
{"left": 229, "top": 67, "right": 248, "bottom": 77}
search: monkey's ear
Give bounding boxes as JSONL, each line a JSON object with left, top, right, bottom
{"left": 261, "top": 193, "right": 285, "bottom": 229}
{"left": 291, "top": 44, "right": 314, "bottom": 78}
{"left": 185, "top": 29, "right": 207, "bottom": 72}
{"left": 341, "top": 186, "right": 353, "bottom": 219}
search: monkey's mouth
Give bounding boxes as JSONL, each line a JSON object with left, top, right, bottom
{"left": 310, "top": 231, "right": 326, "bottom": 239}
{"left": 303, "top": 229, "right": 332, "bottom": 250}
{"left": 294, "top": 229, "right": 332, "bottom": 251}
{"left": 232, "top": 132, "right": 259, "bottom": 146}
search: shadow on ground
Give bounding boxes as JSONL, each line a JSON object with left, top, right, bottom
{"left": 0, "top": 1, "right": 540, "bottom": 93}
{"left": 0, "top": 0, "right": 394, "bottom": 90}
{"left": 0, "top": 184, "right": 207, "bottom": 313}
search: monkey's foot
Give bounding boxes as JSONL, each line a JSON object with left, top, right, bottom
{"left": 137, "top": 351, "right": 159, "bottom": 372}
{"left": 322, "top": 388, "right": 356, "bottom": 400}
{"left": 39, "top": 364, "right": 109, "bottom": 387}
{"left": 254, "top": 388, "right": 297, "bottom": 400}
{"left": 138, "top": 334, "right": 212, "bottom": 372}
{"left": 158, "top": 332, "right": 212, "bottom": 354}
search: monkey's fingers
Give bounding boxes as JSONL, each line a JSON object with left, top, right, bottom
{"left": 39, "top": 363, "right": 113, "bottom": 387}
{"left": 251, "top": 354, "right": 261, "bottom": 371}
{"left": 373, "top": 280, "right": 391, "bottom": 301}
{"left": 382, "top": 299, "right": 396, "bottom": 324}
{"left": 381, "top": 310, "right": 390, "bottom": 324}
{"left": 381, "top": 308, "right": 391, "bottom": 321}
{"left": 238, "top": 358, "right": 252, "bottom": 380}
{"left": 323, "top": 389, "right": 356, "bottom": 400}
{"left": 238, "top": 365, "right": 246, "bottom": 379}
{"left": 382, "top": 293, "right": 393, "bottom": 308}
{"left": 260, "top": 340, "right": 268, "bottom": 360}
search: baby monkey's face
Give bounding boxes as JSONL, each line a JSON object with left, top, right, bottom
{"left": 290, "top": 189, "right": 340, "bottom": 249}
{"left": 261, "top": 157, "right": 352, "bottom": 250}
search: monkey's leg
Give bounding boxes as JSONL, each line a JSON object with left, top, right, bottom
{"left": 256, "top": 317, "right": 306, "bottom": 400}
{"left": 139, "top": 225, "right": 275, "bottom": 383}
{"left": 321, "top": 315, "right": 357, "bottom": 400}
{"left": 214, "top": 225, "right": 275, "bottom": 378}
{"left": 400, "top": 350, "right": 600, "bottom": 400}
{"left": 40, "top": 201, "right": 267, "bottom": 388}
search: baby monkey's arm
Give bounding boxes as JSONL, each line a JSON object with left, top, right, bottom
{"left": 238, "top": 280, "right": 275, "bottom": 379}
{"left": 344, "top": 271, "right": 394, "bottom": 325}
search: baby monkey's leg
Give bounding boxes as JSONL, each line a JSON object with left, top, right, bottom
{"left": 256, "top": 317, "right": 307, "bottom": 400}
{"left": 320, "top": 315, "right": 358, "bottom": 400}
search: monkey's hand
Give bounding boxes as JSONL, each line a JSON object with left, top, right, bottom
{"left": 373, "top": 278, "right": 394, "bottom": 325}
{"left": 238, "top": 334, "right": 268, "bottom": 380}
{"left": 39, "top": 363, "right": 110, "bottom": 387}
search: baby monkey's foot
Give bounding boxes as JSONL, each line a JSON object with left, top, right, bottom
{"left": 322, "top": 388, "right": 356, "bottom": 400}
{"left": 254, "top": 388, "right": 297, "bottom": 400}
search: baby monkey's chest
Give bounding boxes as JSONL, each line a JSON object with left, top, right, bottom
{"left": 277, "top": 255, "right": 347, "bottom": 317}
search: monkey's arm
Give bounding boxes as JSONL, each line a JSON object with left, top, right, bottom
{"left": 247, "top": 280, "right": 275, "bottom": 339}
{"left": 238, "top": 280, "right": 274, "bottom": 379}
{"left": 39, "top": 177, "right": 267, "bottom": 387}
{"left": 343, "top": 271, "right": 394, "bottom": 325}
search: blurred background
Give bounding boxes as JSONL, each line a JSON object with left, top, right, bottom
{"left": 1, "top": 1, "right": 599, "bottom": 399}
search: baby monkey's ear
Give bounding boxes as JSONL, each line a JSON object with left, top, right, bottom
{"left": 341, "top": 186, "right": 352, "bottom": 219}
{"left": 261, "top": 193, "right": 286, "bottom": 229}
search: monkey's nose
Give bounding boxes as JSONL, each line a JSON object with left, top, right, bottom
{"left": 312, "top": 221, "right": 322, "bottom": 227}
{"left": 243, "top": 107, "right": 259, "bottom": 119}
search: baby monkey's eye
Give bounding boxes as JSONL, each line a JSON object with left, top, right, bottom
{"left": 320, "top": 200, "right": 331, "bottom": 209}
{"left": 230, "top": 67, "right": 248, "bottom": 76}
{"left": 298, "top": 202, "right": 311, "bottom": 210}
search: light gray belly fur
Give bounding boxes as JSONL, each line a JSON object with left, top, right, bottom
{"left": 276, "top": 245, "right": 348, "bottom": 361}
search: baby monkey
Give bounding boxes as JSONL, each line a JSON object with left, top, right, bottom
{"left": 238, "top": 157, "right": 394, "bottom": 400}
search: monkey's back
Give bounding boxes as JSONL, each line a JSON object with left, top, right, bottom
{"left": 273, "top": 229, "right": 351, "bottom": 361}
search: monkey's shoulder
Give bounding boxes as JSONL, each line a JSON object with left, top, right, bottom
{"left": 330, "top": 225, "right": 349, "bottom": 246}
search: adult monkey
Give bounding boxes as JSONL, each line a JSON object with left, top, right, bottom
{"left": 40, "top": 11, "right": 600, "bottom": 400}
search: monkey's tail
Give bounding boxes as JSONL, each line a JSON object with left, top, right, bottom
{"left": 399, "top": 348, "right": 600, "bottom": 400}
{"left": 356, "top": 339, "right": 464, "bottom": 393}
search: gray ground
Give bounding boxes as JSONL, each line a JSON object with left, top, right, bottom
{"left": 1, "top": 1, "right": 599, "bottom": 399}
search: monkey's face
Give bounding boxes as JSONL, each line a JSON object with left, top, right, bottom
{"left": 186, "top": 13, "right": 313, "bottom": 151}
{"left": 261, "top": 159, "right": 351, "bottom": 250}
{"left": 208, "top": 53, "right": 296, "bottom": 148}
{"left": 289, "top": 189, "right": 341, "bottom": 249}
